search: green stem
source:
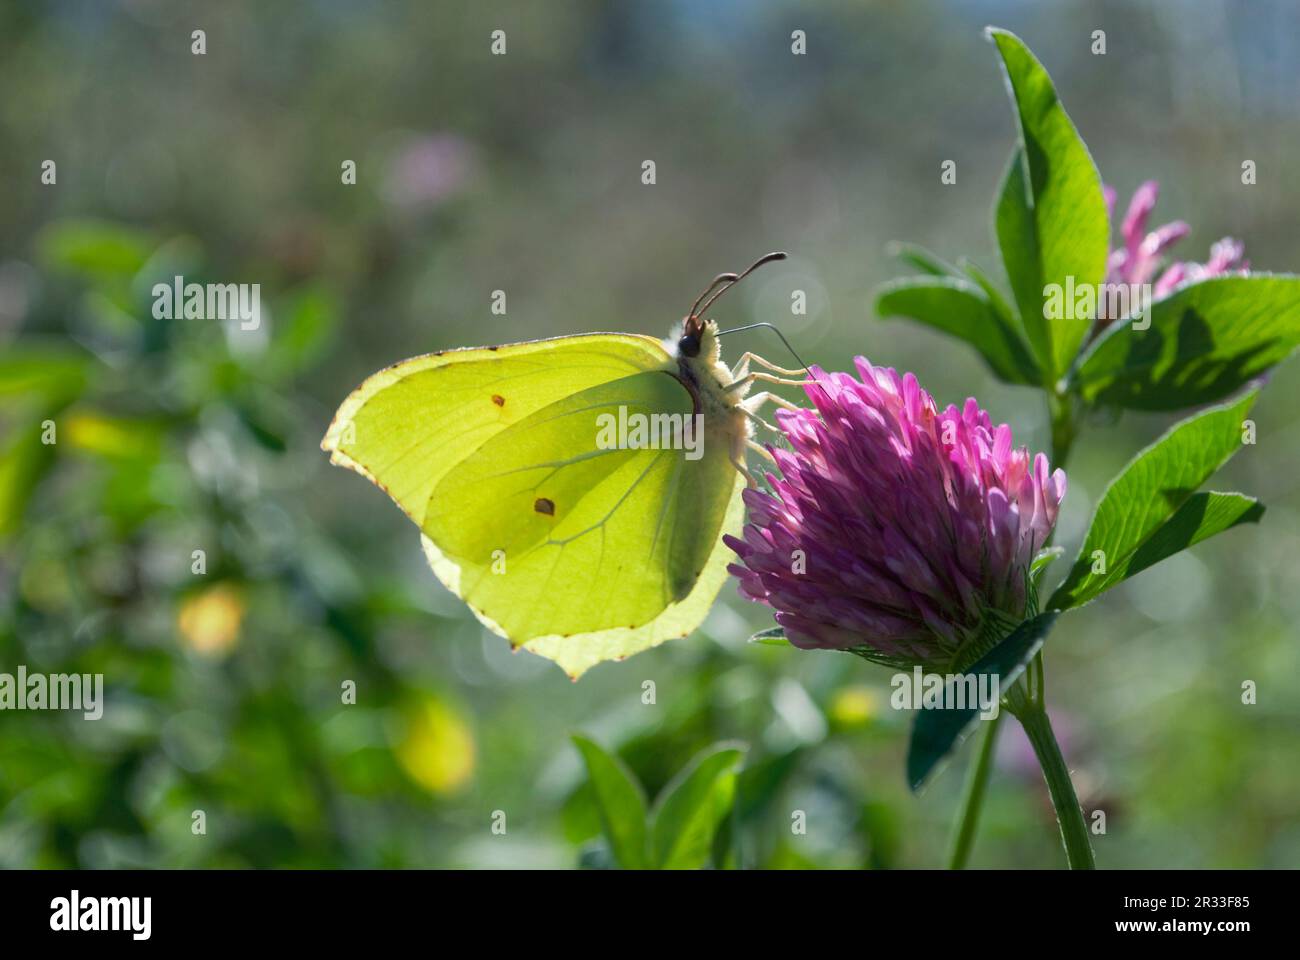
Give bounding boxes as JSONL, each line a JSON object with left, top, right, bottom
{"left": 946, "top": 710, "right": 1002, "bottom": 869}
{"left": 1048, "top": 390, "right": 1077, "bottom": 466}
{"left": 1014, "top": 703, "right": 1095, "bottom": 869}
{"left": 943, "top": 390, "right": 1077, "bottom": 867}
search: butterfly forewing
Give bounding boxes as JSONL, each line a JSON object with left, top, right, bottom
{"left": 323, "top": 334, "right": 671, "bottom": 528}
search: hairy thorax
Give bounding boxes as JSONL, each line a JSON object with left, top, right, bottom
{"left": 666, "top": 320, "right": 753, "bottom": 458}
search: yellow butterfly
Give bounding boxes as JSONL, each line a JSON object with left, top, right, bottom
{"left": 322, "top": 253, "right": 808, "bottom": 677}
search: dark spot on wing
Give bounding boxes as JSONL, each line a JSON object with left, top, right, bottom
{"left": 488, "top": 345, "right": 499, "bottom": 352}
{"left": 534, "top": 497, "right": 555, "bottom": 516}
{"left": 491, "top": 394, "right": 506, "bottom": 407}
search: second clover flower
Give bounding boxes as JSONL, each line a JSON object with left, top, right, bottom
{"left": 1104, "top": 179, "right": 1248, "bottom": 299}
{"left": 726, "top": 358, "right": 1066, "bottom": 667}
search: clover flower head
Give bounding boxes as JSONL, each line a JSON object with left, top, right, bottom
{"left": 726, "top": 359, "right": 1066, "bottom": 666}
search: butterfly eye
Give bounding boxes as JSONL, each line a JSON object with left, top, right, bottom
{"left": 677, "top": 333, "right": 701, "bottom": 358}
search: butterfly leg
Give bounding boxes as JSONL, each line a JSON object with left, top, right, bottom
{"left": 741, "top": 406, "right": 780, "bottom": 436}
{"left": 729, "top": 447, "right": 763, "bottom": 487}
{"left": 732, "top": 352, "right": 808, "bottom": 378}
{"left": 730, "top": 453, "right": 753, "bottom": 486}
{"left": 743, "top": 390, "right": 801, "bottom": 415}
{"left": 739, "top": 390, "right": 801, "bottom": 435}
{"left": 723, "top": 372, "right": 812, "bottom": 395}
{"left": 726, "top": 427, "right": 765, "bottom": 488}
{"left": 746, "top": 439, "right": 776, "bottom": 464}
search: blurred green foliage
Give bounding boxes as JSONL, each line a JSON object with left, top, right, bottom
{"left": 2, "top": 1, "right": 1299, "bottom": 868}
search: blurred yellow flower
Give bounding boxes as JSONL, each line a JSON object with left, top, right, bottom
{"left": 177, "top": 583, "right": 245, "bottom": 656}
{"left": 64, "top": 411, "right": 159, "bottom": 461}
{"left": 395, "top": 696, "right": 476, "bottom": 796}
{"left": 829, "top": 685, "right": 881, "bottom": 730}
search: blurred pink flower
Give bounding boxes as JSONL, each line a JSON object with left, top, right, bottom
{"left": 383, "top": 133, "right": 475, "bottom": 210}
{"left": 1104, "top": 180, "right": 1248, "bottom": 301}
{"left": 726, "top": 359, "right": 1066, "bottom": 665}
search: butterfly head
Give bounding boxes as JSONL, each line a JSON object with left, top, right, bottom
{"left": 676, "top": 315, "right": 719, "bottom": 364}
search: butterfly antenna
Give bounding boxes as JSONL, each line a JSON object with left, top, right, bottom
{"left": 694, "top": 251, "right": 787, "bottom": 318}
{"left": 688, "top": 272, "right": 741, "bottom": 320}
{"left": 714, "top": 321, "right": 818, "bottom": 381}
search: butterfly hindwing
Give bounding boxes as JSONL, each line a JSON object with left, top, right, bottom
{"left": 426, "top": 370, "right": 738, "bottom": 641}
{"left": 506, "top": 469, "right": 743, "bottom": 680}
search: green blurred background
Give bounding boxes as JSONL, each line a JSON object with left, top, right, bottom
{"left": 2, "top": 0, "right": 1298, "bottom": 868}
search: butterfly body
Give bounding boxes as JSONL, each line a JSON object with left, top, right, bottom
{"left": 667, "top": 318, "right": 756, "bottom": 469}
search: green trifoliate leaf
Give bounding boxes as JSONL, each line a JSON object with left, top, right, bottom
{"left": 1048, "top": 391, "right": 1262, "bottom": 610}
{"left": 1074, "top": 275, "right": 1300, "bottom": 411}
